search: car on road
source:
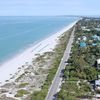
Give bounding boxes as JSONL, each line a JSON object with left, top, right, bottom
{"left": 64, "top": 61, "right": 67, "bottom": 63}
{"left": 60, "top": 69, "right": 65, "bottom": 77}
{"left": 53, "top": 93, "right": 58, "bottom": 100}
{"left": 64, "top": 61, "right": 68, "bottom": 65}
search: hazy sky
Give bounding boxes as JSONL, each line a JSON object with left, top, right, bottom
{"left": 0, "top": 0, "right": 100, "bottom": 16}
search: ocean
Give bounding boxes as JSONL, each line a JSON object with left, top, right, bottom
{"left": 0, "top": 16, "right": 78, "bottom": 63}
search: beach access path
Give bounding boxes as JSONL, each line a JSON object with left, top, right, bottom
{"left": 45, "top": 27, "right": 75, "bottom": 100}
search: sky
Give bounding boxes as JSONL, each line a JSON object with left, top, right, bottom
{"left": 0, "top": 0, "right": 100, "bottom": 16}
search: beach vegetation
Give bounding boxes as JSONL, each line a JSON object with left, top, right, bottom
{"left": 18, "top": 82, "right": 28, "bottom": 88}
{"left": 16, "top": 73, "right": 25, "bottom": 82}
{"left": 31, "top": 28, "right": 73, "bottom": 100}
{"left": 15, "top": 89, "right": 29, "bottom": 97}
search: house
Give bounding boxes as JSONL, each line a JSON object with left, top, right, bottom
{"left": 82, "top": 36, "right": 87, "bottom": 41}
{"left": 97, "top": 37, "right": 100, "bottom": 41}
{"left": 90, "top": 75, "right": 100, "bottom": 93}
{"left": 95, "top": 79, "right": 100, "bottom": 90}
{"left": 95, "top": 75, "right": 100, "bottom": 91}
{"left": 92, "top": 43, "right": 97, "bottom": 46}
{"left": 92, "top": 35, "right": 98, "bottom": 40}
{"left": 79, "top": 42, "right": 86, "bottom": 47}
{"left": 81, "top": 26, "right": 90, "bottom": 31}
{"left": 95, "top": 28, "right": 100, "bottom": 31}
{"left": 84, "top": 32, "right": 90, "bottom": 34}
{"left": 97, "top": 59, "right": 100, "bottom": 69}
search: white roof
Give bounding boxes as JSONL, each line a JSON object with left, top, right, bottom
{"left": 96, "top": 79, "right": 100, "bottom": 85}
{"left": 97, "top": 59, "right": 100, "bottom": 64}
{"left": 83, "top": 36, "right": 87, "bottom": 41}
{"left": 98, "top": 75, "right": 100, "bottom": 79}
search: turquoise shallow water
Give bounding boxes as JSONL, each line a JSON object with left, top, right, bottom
{"left": 0, "top": 16, "right": 78, "bottom": 63}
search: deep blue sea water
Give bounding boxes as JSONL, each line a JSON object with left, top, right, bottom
{"left": 0, "top": 16, "right": 78, "bottom": 63}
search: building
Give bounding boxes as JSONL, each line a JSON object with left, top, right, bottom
{"left": 81, "top": 26, "right": 90, "bottom": 31}
{"left": 92, "top": 35, "right": 98, "bottom": 40}
{"left": 92, "top": 43, "right": 97, "bottom": 46}
{"left": 79, "top": 42, "right": 86, "bottom": 47}
{"left": 95, "top": 28, "right": 100, "bottom": 31}
{"left": 95, "top": 75, "right": 100, "bottom": 92}
{"left": 97, "top": 37, "right": 100, "bottom": 41}
{"left": 97, "top": 59, "right": 100, "bottom": 69}
{"left": 82, "top": 36, "right": 87, "bottom": 41}
{"left": 95, "top": 79, "right": 100, "bottom": 90}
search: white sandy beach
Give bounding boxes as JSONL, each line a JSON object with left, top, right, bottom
{"left": 0, "top": 20, "right": 78, "bottom": 85}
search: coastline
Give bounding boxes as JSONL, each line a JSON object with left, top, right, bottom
{"left": 0, "top": 20, "right": 78, "bottom": 85}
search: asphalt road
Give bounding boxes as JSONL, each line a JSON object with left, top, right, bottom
{"left": 45, "top": 27, "right": 75, "bottom": 100}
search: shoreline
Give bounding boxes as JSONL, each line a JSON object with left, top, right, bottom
{"left": 0, "top": 24, "right": 70, "bottom": 65}
{"left": 0, "top": 20, "right": 78, "bottom": 85}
